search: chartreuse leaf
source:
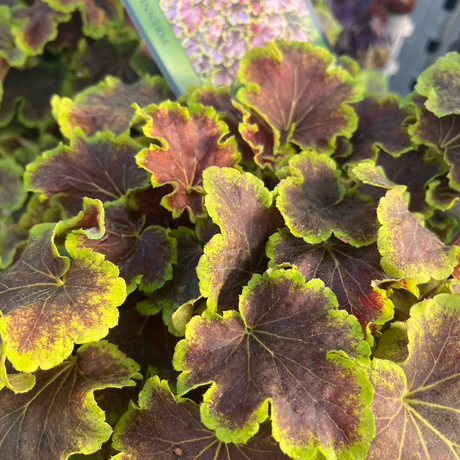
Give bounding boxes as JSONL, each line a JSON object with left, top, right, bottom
{"left": 25, "top": 130, "right": 148, "bottom": 216}
{"left": 52, "top": 75, "right": 173, "bottom": 138}
{"left": 0, "top": 157, "right": 27, "bottom": 211}
{"left": 197, "top": 167, "right": 283, "bottom": 312}
{"left": 349, "top": 95, "right": 412, "bottom": 162}
{"left": 351, "top": 159, "right": 397, "bottom": 189}
{"left": 415, "top": 52, "right": 460, "bottom": 117}
{"left": 112, "top": 376, "right": 289, "bottom": 460}
{"left": 66, "top": 200, "right": 176, "bottom": 294}
{"left": 373, "top": 321, "right": 409, "bottom": 363}
{"left": 0, "top": 336, "right": 35, "bottom": 394}
{"left": 11, "top": 0, "right": 71, "bottom": 56}
{"left": 237, "top": 42, "right": 361, "bottom": 154}
{"left": 426, "top": 174, "right": 460, "bottom": 211}
{"left": 0, "top": 223, "right": 126, "bottom": 373}
{"left": 410, "top": 106, "right": 460, "bottom": 192}
{"left": 377, "top": 186, "right": 459, "bottom": 283}
{"left": 137, "top": 227, "right": 202, "bottom": 332}
{"left": 0, "top": 341, "right": 140, "bottom": 460}
{"left": 267, "top": 229, "right": 393, "bottom": 328}
{"left": 277, "top": 152, "right": 379, "bottom": 247}
{"left": 0, "top": 6, "right": 26, "bottom": 67}
{"left": 136, "top": 102, "right": 241, "bottom": 221}
{"left": 368, "top": 294, "right": 460, "bottom": 459}
{"left": 42, "top": 0, "right": 123, "bottom": 39}
{"left": 174, "top": 269, "right": 374, "bottom": 459}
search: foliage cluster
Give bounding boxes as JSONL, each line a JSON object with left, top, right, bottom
{"left": 1, "top": 1, "right": 460, "bottom": 459}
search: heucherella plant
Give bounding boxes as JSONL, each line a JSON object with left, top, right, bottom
{"left": 2, "top": 22, "right": 460, "bottom": 459}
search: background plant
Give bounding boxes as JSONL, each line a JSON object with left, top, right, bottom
{"left": 0, "top": 1, "right": 460, "bottom": 459}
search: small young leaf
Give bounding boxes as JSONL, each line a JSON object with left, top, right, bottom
{"left": 136, "top": 102, "right": 240, "bottom": 220}
{"left": 277, "top": 152, "right": 379, "bottom": 247}
{"left": 237, "top": 42, "right": 361, "bottom": 153}
{"left": 197, "top": 167, "right": 283, "bottom": 312}
{"left": 0, "top": 223, "right": 126, "bottom": 372}
{"left": 373, "top": 321, "right": 409, "bottom": 362}
{"left": 112, "top": 376, "right": 289, "bottom": 459}
{"left": 415, "top": 52, "right": 460, "bottom": 117}
{"left": 377, "top": 187, "right": 459, "bottom": 283}
{"left": 426, "top": 174, "right": 460, "bottom": 211}
{"left": 67, "top": 202, "right": 176, "bottom": 293}
{"left": 25, "top": 131, "right": 148, "bottom": 216}
{"left": 174, "top": 270, "right": 373, "bottom": 458}
{"left": 267, "top": 229, "right": 393, "bottom": 328}
{"left": 0, "top": 341, "right": 140, "bottom": 460}
{"left": 368, "top": 294, "right": 460, "bottom": 458}
{"left": 53, "top": 75, "right": 173, "bottom": 138}
{"left": 349, "top": 95, "right": 412, "bottom": 162}
{"left": 12, "top": 0, "right": 71, "bottom": 56}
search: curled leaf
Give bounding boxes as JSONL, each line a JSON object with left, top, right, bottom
{"left": 67, "top": 201, "right": 177, "bottom": 293}
{"left": 197, "top": 167, "right": 283, "bottom": 312}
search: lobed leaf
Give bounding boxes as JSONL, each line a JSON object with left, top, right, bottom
{"left": 12, "top": 0, "right": 71, "bottom": 56}
{"left": 25, "top": 131, "right": 148, "bottom": 216}
{"left": 0, "top": 341, "right": 140, "bottom": 459}
{"left": 277, "top": 152, "right": 379, "bottom": 247}
{"left": 377, "top": 187, "right": 459, "bottom": 283}
{"left": 0, "top": 61, "right": 66, "bottom": 129}
{"left": 137, "top": 227, "right": 202, "bottom": 332}
{"left": 174, "top": 269, "right": 373, "bottom": 458}
{"left": 67, "top": 201, "right": 177, "bottom": 293}
{"left": 0, "top": 5, "right": 26, "bottom": 67}
{"left": 53, "top": 75, "right": 173, "bottom": 138}
{"left": 415, "top": 52, "right": 460, "bottom": 117}
{"left": 112, "top": 376, "right": 289, "bottom": 459}
{"left": 42, "top": 0, "right": 124, "bottom": 39}
{"left": 348, "top": 95, "right": 413, "bottom": 162}
{"left": 237, "top": 42, "right": 361, "bottom": 154}
{"left": 0, "top": 223, "right": 126, "bottom": 372}
{"left": 267, "top": 229, "right": 393, "bottom": 328}
{"left": 368, "top": 294, "right": 460, "bottom": 458}
{"left": 410, "top": 106, "right": 460, "bottom": 192}
{"left": 136, "top": 102, "right": 240, "bottom": 221}
{"left": 197, "top": 167, "right": 283, "bottom": 312}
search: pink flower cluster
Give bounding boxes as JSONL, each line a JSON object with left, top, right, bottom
{"left": 160, "top": 0, "right": 318, "bottom": 85}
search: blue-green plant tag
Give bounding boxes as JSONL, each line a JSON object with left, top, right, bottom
{"left": 123, "top": 0, "right": 327, "bottom": 96}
